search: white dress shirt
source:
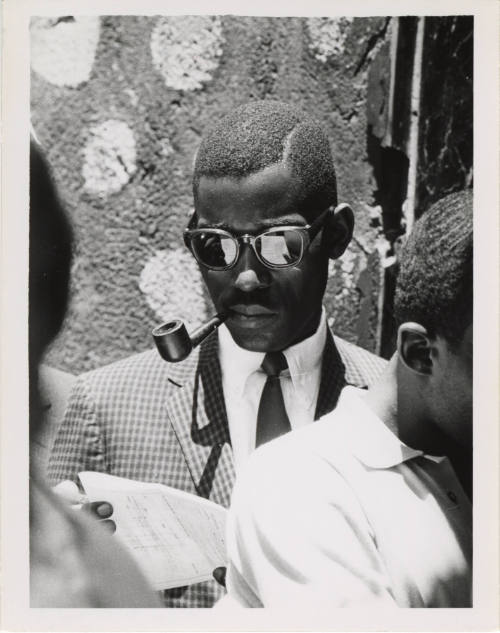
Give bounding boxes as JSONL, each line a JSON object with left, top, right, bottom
{"left": 224, "top": 386, "right": 472, "bottom": 607}
{"left": 218, "top": 310, "right": 327, "bottom": 472}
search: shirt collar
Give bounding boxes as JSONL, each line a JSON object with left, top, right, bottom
{"left": 218, "top": 309, "right": 327, "bottom": 402}
{"left": 218, "top": 324, "right": 264, "bottom": 398}
{"left": 282, "top": 308, "right": 327, "bottom": 381}
{"left": 326, "top": 386, "right": 424, "bottom": 469}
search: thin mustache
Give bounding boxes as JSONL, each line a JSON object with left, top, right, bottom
{"left": 220, "top": 291, "right": 275, "bottom": 310}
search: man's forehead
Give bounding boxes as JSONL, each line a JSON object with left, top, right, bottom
{"left": 196, "top": 164, "right": 302, "bottom": 201}
{"left": 194, "top": 165, "right": 308, "bottom": 229}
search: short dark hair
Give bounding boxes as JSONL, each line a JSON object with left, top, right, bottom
{"left": 193, "top": 100, "right": 337, "bottom": 216}
{"left": 29, "top": 141, "right": 73, "bottom": 379}
{"left": 394, "top": 189, "right": 473, "bottom": 346}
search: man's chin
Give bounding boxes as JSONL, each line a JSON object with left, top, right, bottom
{"left": 225, "top": 324, "right": 285, "bottom": 353}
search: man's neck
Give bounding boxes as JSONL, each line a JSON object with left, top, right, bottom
{"left": 364, "top": 356, "right": 472, "bottom": 499}
{"left": 362, "top": 354, "right": 399, "bottom": 434}
{"left": 286, "top": 307, "right": 324, "bottom": 350}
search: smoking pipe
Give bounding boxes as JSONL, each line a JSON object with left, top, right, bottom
{"left": 152, "top": 312, "right": 227, "bottom": 362}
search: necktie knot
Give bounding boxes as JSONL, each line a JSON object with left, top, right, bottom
{"left": 261, "top": 352, "right": 288, "bottom": 378}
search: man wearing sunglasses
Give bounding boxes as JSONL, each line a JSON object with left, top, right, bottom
{"left": 48, "top": 100, "right": 386, "bottom": 607}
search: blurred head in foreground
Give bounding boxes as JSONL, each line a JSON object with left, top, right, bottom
{"left": 29, "top": 140, "right": 73, "bottom": 436}
{"left": 28, "top": 140, "right": 161, "bottom": 608}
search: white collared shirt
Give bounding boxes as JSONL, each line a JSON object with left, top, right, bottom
{"left": 218, "top": 310, "right": 327, "bottom": 472}
{"left": 224, "top": 386, "right": 472, "bottom": 608}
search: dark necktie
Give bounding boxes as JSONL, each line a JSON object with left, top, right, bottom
{"left": 255, "top": 351, "right": 292, "bottom": 447}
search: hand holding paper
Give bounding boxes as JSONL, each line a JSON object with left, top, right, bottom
{"left": 79, "top": 472, "right": 228, "bottom": 590}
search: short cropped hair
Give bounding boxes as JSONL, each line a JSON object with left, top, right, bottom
{"left": 193, "top": 101, "right": 337, "bottom": 216}
{"left": 394, "top": 190, "right": 473, "bottom": 346}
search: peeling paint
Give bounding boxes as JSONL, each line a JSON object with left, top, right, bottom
{"left": 368, "top": 204, "right": 383, "bottom": 224}
{"left": 306, "top": 17, "right": 353, "bottom": 62}
{"left": 82, "top": 120, "right": 137, "bottom": 195}
{"left": 159, "top": 137, "right": 175, "bottom": 157}
{"left": 374, "top": 234, "right": 396, "bottom": 268}
{"left": 340, "top": 250, "right": 357, "bottom": 288}
{"left": 30, "top": 16, "right": 100, "bottom": 87}
{"left": 150, "top": 16, "right": 224, "bottom": 91}
{"left": 139, "top": 249, "right": 207, "bottom": 327}
{"left": 124, "top": 88, "right": 139, "bottom": 107}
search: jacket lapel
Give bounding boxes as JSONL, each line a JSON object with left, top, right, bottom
{"left": 166, "top": 332, "right": 235, "bottom": 508}
{"left": 314, "top": 328, "right": 347, "bottom": 419}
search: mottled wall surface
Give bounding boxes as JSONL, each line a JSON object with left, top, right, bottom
{"left": 417, "top": 16, "right": 473, "bottom": 215}
{"left": 31, "top": 15, "right": 392, "bottom": 372}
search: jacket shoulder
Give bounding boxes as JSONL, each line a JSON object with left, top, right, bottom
{"left": 78, "top": 347, "right": 200, "bottom": 394}
{"left": 333, "top": 336, "right": 387, "bottom": 388}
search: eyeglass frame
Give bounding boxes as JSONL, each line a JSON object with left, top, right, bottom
{"left": 183, "top": 204, "right": 334, "bottom": 271}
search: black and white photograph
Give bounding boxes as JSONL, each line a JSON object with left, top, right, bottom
{"left": 1, "top": 0, "right": 498, "bottom": 630}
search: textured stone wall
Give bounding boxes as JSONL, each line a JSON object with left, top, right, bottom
{"left": 31, "top": 15, "right": 392, "bottom": 372}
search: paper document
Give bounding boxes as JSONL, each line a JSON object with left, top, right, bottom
{"left": 79, "top": 471, "right": 227, "bottom": 590}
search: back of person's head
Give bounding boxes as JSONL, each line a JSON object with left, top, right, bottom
{"left": 394, "top": 189, "right": 473, "bottom": 348}
{"left": 193, "top": 100, "right": 337, "bottom": 216}
{"left": 29, "top": 140, "right": 73, "bottom": 431}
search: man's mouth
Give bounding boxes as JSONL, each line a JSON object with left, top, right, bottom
{"left": 230, "top": 304, "right": 276, "bottom": 316}
{"left": 227, "top": 304, "right": 278, "bottom": 326}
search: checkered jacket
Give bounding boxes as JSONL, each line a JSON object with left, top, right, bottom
{"left": 48, "top": 330, "right": 386, "bottom": 607}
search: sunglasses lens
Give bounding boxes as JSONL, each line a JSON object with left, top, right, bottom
{"left": 256, "top": 230, "right": 304, "bottom": 266}
{"left": 190, "top": 232, "right": 237, "bottom": 269}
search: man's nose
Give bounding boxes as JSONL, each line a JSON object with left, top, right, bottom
{"left": 232, "top": 246, "right": 270, "bottom": 292}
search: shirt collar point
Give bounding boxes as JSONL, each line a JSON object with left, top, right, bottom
{"left": 354, "top": 445, "right": 423, "bottom": 469}
{"left": 337, "top": 387, "right": 424, "bottom": 469}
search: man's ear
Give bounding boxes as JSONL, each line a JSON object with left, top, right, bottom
{"left": 397, "top": 323, "right": 434, "bottom": 375}
{"left": 324, "top": 203, "right": 354, "bottom": 259}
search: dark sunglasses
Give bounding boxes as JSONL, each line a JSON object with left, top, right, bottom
{"left": 184, "top": 206, "right": 333, "bottom": 271}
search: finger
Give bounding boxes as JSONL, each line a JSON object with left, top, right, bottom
{"left": 82, "top": 501, "right": 114, "bottom": 518}
{"left": 212, "top": 566, "right": 227, "bottom": 588}
{"left": 53, "top": 480, "right": 87, "bottom": 505}
{"left": 99, "top": 519, "right": 116, "bottom": 534}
